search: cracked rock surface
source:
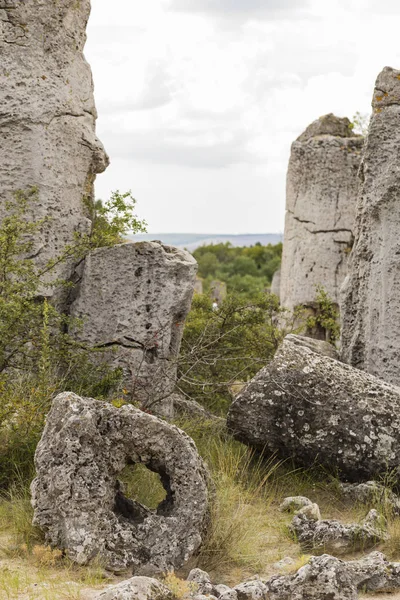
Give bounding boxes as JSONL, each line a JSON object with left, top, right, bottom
{"left": 69, "top": 242, "right": 197, "bottom": 409}
{"left": 31, "top": 392, "right": 209, "bottom": 573}
{"left": 280, "top": 114, "right": 363, "bottom": 311}
{"left": 341, "top": 67, "right": 400, "bottom": 387}
{"left": 227, "top": 334, "right": 400, "bottom": 481}
{"left": 0, "top": 0, "right": 108, "bottom": 290}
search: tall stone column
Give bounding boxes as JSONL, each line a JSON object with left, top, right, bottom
{"left": 341, "top": 67, "right": 400, "bottom": 386}
{"left": 280, "top": 115, "right": 363, "bottom": 321}
{"left": 0, "top": 0, "right": 108, "bottom": 290}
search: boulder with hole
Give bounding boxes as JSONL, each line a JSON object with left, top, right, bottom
{"left": 31, "top": 392, "right": 210, "bottom": 572}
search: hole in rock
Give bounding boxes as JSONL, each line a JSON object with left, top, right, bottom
{"left": 114, "top": 462, "right": 173, "bottom": 523}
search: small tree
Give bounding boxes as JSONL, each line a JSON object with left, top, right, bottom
{"left": 306, "top": 285, "right": 340, "bottom": 345}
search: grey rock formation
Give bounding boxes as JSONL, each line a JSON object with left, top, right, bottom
{"left": 341, "top": 67, "right": 400, "bottom": 386}
{"left": 340, "top": 481, "right": 400, "bottom": 515}
{"left": 31, "top": 392, "right": 209, "bottom": 573}
{"left": 280, "top": 114, "right": 362, "bottom": 318}
{"left": 70, "top": 242, "right": 197, "bottom": 408}
{"left": 297, "top": 502, "right": 321, "bottom": 522}
{"left": 346, "top": 551, "right": 400, "bottom": 593}
{"left": 227, "top": 334, "right": 400, "bottom": 481}
{"left": 0, "top": 0, "right": 108, "bottom": 290}
{"left": 290, "top": 509, "right": 387, "bottom": 554}
{"left": 187, "top": 569, "right": 214, "bottom": 596}
{"left": 267, "top": 555, "right": 357, "bottom": 600}
{"left": 233, "top": 581, "right": 269, "bottom": 600}
{"left": 279, "top": 496, "right": 313, "bottom": 513}
{"left": 95, "top": 577, "right": 172, "bottom": 600}
{"left": 270, "top": 268, "right": 281, "bottom": 299}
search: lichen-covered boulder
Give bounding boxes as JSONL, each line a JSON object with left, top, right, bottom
{"left": 341, "top": 67, "right": 400, "bottom": 387}
{"left": 0, "top": 0, "right": 108, "bottom": 291}
{"left": 31, "top": 392, "right": 209, "bottom": 572}
{"left": 267, "top": 555, "right": 357, "bottom": 600}
{"left": 70, "top": 242, "right": 197, "bottom": 411}
{"left": 227, "top": 334, "right": 400, "bottom": 481}
{"left": 290, "top": 509, "right": 387, "bottom": 554}
{"left": 95, "top": 577, "right": 172, "bottom": 600}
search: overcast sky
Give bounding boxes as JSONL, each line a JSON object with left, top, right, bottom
{"left": 85, "top": 0, "right": 400, "bottom": 234}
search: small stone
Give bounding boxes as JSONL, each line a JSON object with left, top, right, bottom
{"left": 214, "top": 584, "right": 233, "bottom": 597}
{"left": 233, "top": 581, "right": 269, "bottom": 600}
{"left": 187, "top": 568, "right": 213, "bottom": 595}
{"left": 297, "top": 503, "right": 321, "bottom": 521}
{"left": 279, "top": 496, "right": 312, "bottom": 513}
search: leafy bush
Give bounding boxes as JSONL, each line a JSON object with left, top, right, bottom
{"left": 306, "top": 285, "right": 340, "bottom": 344}
{"left": 178, "top": 292, "right": 297, "bottom": 414}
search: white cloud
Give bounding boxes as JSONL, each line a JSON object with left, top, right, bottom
{"left": 85, "top": 0, "right": 400, "bottom": 234}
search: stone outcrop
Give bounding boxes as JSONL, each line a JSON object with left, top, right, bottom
{"left": 70, "top": 242, "right": 197, "bottom": 408}
{"left": 95, "top": 577, "right": 172, "bottom": 600}
{"left": 290, "top": 509, "right": 387, "bottom": 554}
{"left": 341, "top": 67, "right": 400, "bottom": 386}
{"left": 31, "top": 392, "right": 209, "bottom": 573}
{"left": 0, "top": 0, "right": 108, "bottom": 290}
{"left": 280, "top": 114, "right": 362, "bottom": 318}
{"left": 227, "top": 334, "right": 400, "bottom": 481}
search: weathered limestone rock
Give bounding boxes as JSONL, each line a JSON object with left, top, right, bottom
{"left": 270, "top": 268, "right": 281, "bottom": 299}
{"left": 341, "top": 67, "right": 400, "bottom": 386}
{"left": 280, "top": 114, "right": 362, "bottom": 317}
{"left": 70, "top": 242, "right": 197, "bottom": 407}
{"left": 227, "top": 334, "right": 400, "bottom": 481}
{"left": 0, "top": 0, "right": 108, "bottom": 290}
{"left": 290, "top": 509, "right": 387, "bottom": 554}
{"left": 267, "top": 555, "right": 357, "bottom": 600}
{"left": 95, "top": 577, "right": 172, "bottom": 600}
{"left": 31, "top": 392, "right": 209, "bottom": 573}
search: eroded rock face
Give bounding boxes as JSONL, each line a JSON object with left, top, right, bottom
{"left": 70, "top": 242, "right": 197, "bottom": 408}
{"left": 31, "top": 392, "right": 209, "bottom": 573}
{"left": 341, "top": 67, "right": 400, "bottom": 386}
{"left": 227, "top": 334, "right": 400, "bottom": 481}
{"left": 280, "top": 114, "right": 362, "bottom": 313}
{"left": 0, "top": 0, "right": 108, "bottom": 289}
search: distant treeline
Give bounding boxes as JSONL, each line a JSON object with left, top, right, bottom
{"left": 193, "top": 242, "right": 282, "bottom": 298}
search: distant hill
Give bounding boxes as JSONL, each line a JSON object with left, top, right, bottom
{"left": 128, "top": 233, "right": 283, "bottom": 252}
